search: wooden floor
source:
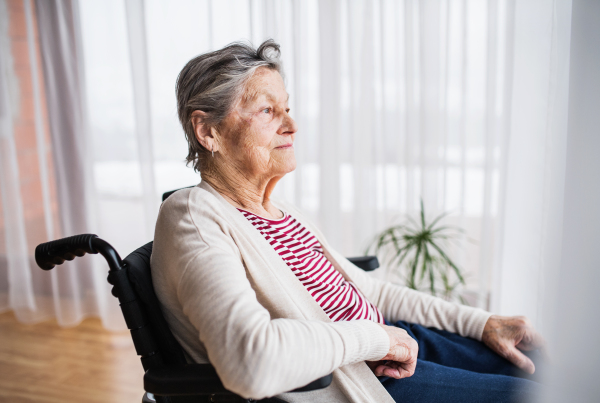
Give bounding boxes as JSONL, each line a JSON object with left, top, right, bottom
{"left": 0, "top": 311, "right": 144, "bottom": 403}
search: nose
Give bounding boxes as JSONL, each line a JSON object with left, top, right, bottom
{"left": 281, "top": 112, "right": 298, "bottom": 136}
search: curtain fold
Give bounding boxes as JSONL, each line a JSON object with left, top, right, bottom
{"left": 491, "top": 0, "right": 572, "bottom": 329}
{"left": 124, "top": 0, "right": 157, "bottom": 241}
{"left": 0, "top": 0, "right": 37, "bottom": 315}
{"left": 318, "top": 0, "right": 342, "bottom": 249}
{"left": 0, "top": 0, "right": 572, "bottom": 328}
{"left": 0, "top": 0, "right": 123, "bottom": 328}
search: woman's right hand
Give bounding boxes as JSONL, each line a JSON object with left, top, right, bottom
{"left": 366, "top": 324, "right": 419, "bottom": 379}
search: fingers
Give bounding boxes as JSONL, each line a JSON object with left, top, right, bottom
{"left": 379, "top": 324, "right": 419, "bottom": 363}
{"left": 517, "top": 327, "right": 546, "bottom": 351}
{"left": 504, "top": 344, "right": 535, "bottom": 374}
{"left": 399, "top": 357, "right": 417, "bottom": 378}
{"left": 375, "top": 360, "right": 416, "bottom": 379}
{"left": 375, "top": 363, "right": 400, "bottom": 378}
{"left": 373, "top": 324, "right": 419, "bottom": 379}
{"left": 482, "top": 315, "right": 545, "bottom": 374}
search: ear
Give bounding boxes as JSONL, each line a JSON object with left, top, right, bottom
{"left": 191, "top": 110, "right": 219, "bottom": 152}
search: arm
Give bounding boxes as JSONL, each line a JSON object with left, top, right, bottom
{"left": 335, "top": 250, "right": 546, "bottom": 373}
{"left": 327, "top": 247, "right": 492, "bottom": 341}
{"left": 482, "top": 315, "right": 545, "bottom": 374}
{"left": 276, "top": 200, "right": 544, "bottom": 373}
{"left": 274, "top": 199, "right": 492, "bottom": 341}
{"left": 171, "top": 227, "right": 389, "bottom": 399}
{"left": 377, "top": 282, "right": 492, "bottom": 340}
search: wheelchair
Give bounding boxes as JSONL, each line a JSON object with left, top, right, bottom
{"left": 34, "top": 188, "right": 381, "bottom": 403}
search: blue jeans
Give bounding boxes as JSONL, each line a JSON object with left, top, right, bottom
{"left": 379, "top": 320, "right": 541, "bottom": 403}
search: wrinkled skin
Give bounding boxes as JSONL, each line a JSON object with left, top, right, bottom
{"left": 191, "top": 67, "right": 297, "bottom": 219}
{"left": 481, "top": 315, "right": 546, "bottom": 374}
{"left": 191, "top": 67, "right": 546, "bottom": 381}
{"left": 368, "top": 315, "right": 546, "bottom": 381}
{"left": 366, "top": 324, "right": 419, "bottom": 379}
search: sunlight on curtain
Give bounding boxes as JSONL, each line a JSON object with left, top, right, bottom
{"left": 0, "top": 0, "right": 571, "bottom": 329}
{"left": 0, "top": 0, "right": 123, "bottom": 329}
{"left": 491, "top": 0, "right": 572, "bottom": 331}
{"left": 78, "top": 0, "right": 510, "bottom": 309}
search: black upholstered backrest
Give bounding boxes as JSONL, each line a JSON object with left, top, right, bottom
{"left": 123, "top": 241, "right": 187, "bottom": 366}
{"left": 136, "top": 186, "right": 378, "bottom": 368}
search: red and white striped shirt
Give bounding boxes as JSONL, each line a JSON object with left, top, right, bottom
{"left": 238, "top": 208, "right": 385, "bottom": 324}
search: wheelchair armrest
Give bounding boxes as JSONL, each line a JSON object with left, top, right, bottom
{"left": 347, "top": 256, "right": 379, "bottom": 271}
{"left": 144, "top": 364, "right": 227, "bottom": 396}
{"left": 290, "top": 373, "right": 333, "bottom": 392}
{"left": 144, "top": 363, "right": 333, "bottom": 397}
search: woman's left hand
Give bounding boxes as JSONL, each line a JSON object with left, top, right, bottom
{"left": 482, "top": 315, "right": 546, "bottom": 374}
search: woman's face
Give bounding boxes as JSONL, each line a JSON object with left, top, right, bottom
{"left": 218, "top": 67, "right": 298, "bottom": 181}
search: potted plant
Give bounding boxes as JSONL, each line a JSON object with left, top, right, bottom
{"left": 366, "top": 200, "right": 468, "bottom": 304}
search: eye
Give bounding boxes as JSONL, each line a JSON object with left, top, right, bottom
{"left": 262, "top": 107, "right": 271, "bottom": 114}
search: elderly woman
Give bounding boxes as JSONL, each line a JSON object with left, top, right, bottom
{"left": 151, "top": 40, "right": 543, "bottom": 403}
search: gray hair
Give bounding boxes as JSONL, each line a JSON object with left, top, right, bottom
{"left": 176, "top": 39, "right": 283, "bottom": 173}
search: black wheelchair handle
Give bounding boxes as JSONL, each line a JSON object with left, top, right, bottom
{"left": 35, "top": 234, "right": 123, "bottom": 272}
{"left": 35, "top": 234, "right": 98, "bottom": 270}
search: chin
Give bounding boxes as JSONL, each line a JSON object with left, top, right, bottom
{"left": 284, "top": 158, "right": 297, "bottom": 173}
{"left": 268, "top": 152, "right": 296, "bottom": 176}
{"left": 275, "top": 161, "right": 297, "bottom": 177}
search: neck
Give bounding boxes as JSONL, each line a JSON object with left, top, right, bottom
{"left": 201, "top": 162, "right": 283, "bottom": 219}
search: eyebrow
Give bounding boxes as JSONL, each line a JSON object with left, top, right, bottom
{"left": 241, "top": 86, "right": 289, "bottom": 107}
{"left": 262, "top": 92, "right": 290, "bottom": 103}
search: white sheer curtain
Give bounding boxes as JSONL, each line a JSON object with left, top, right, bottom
{"left": 85, "top": 0, "right": 517, "bottom": 307}
{"left": 0, "top": 0, "right": 571, "bottom": 329}
{"left": 0, "top": 0, "right": 122, "bottom": 329}
{"left": 491, "top": 0, "right": 572, "bottom": 331}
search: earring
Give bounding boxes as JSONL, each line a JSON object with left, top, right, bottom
{"left": 212, "top": 145, "right": 214, "bottom": 158}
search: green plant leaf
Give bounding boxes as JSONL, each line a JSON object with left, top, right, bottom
{"left": 391, "top": 242, "right": 416, "bottom": 269}
{"left": 439, "top": 268, "right": 450, "bottom": 292}
{"left": 389, "top": 229, "right": 402, "bottom": 254}
{"left": 419, "top": 246, "right": 429, "bottom": 282}
{"left": 365, "top": 196, "right": 468, "bottom": 304}
{"left": 423, "top": 245, "right": 436, "bottom": 296}
{"left": 428, "top": 239, "right": 466, "bottom": 284}
{"left": 427, "top": 211, "right": 451, "bottom": 231}
{"left": 409, "top": 241, "right": 422, "bottom": 290}
{"left": 429, "top": 225, "right": 464, "bottom": 235}
{"left": 406, "top": 215, "right": 420, "bottom": 229}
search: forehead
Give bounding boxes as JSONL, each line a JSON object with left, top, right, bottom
{"left": 241, "top": 67, "right": 288, "bottom": 104}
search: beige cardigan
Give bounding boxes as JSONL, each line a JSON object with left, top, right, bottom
{"left": 150, "top": 181, "right": 492, "bottom": 402}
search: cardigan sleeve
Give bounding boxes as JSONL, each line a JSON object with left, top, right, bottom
{"left": 274, "top": 199, "right": 492, "bottom": 341}
{"left": 153, "top": 194, "right": 389, "bottom": 400}
{"left": 329, "top": 247, "right": 492, "bottom": 341}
